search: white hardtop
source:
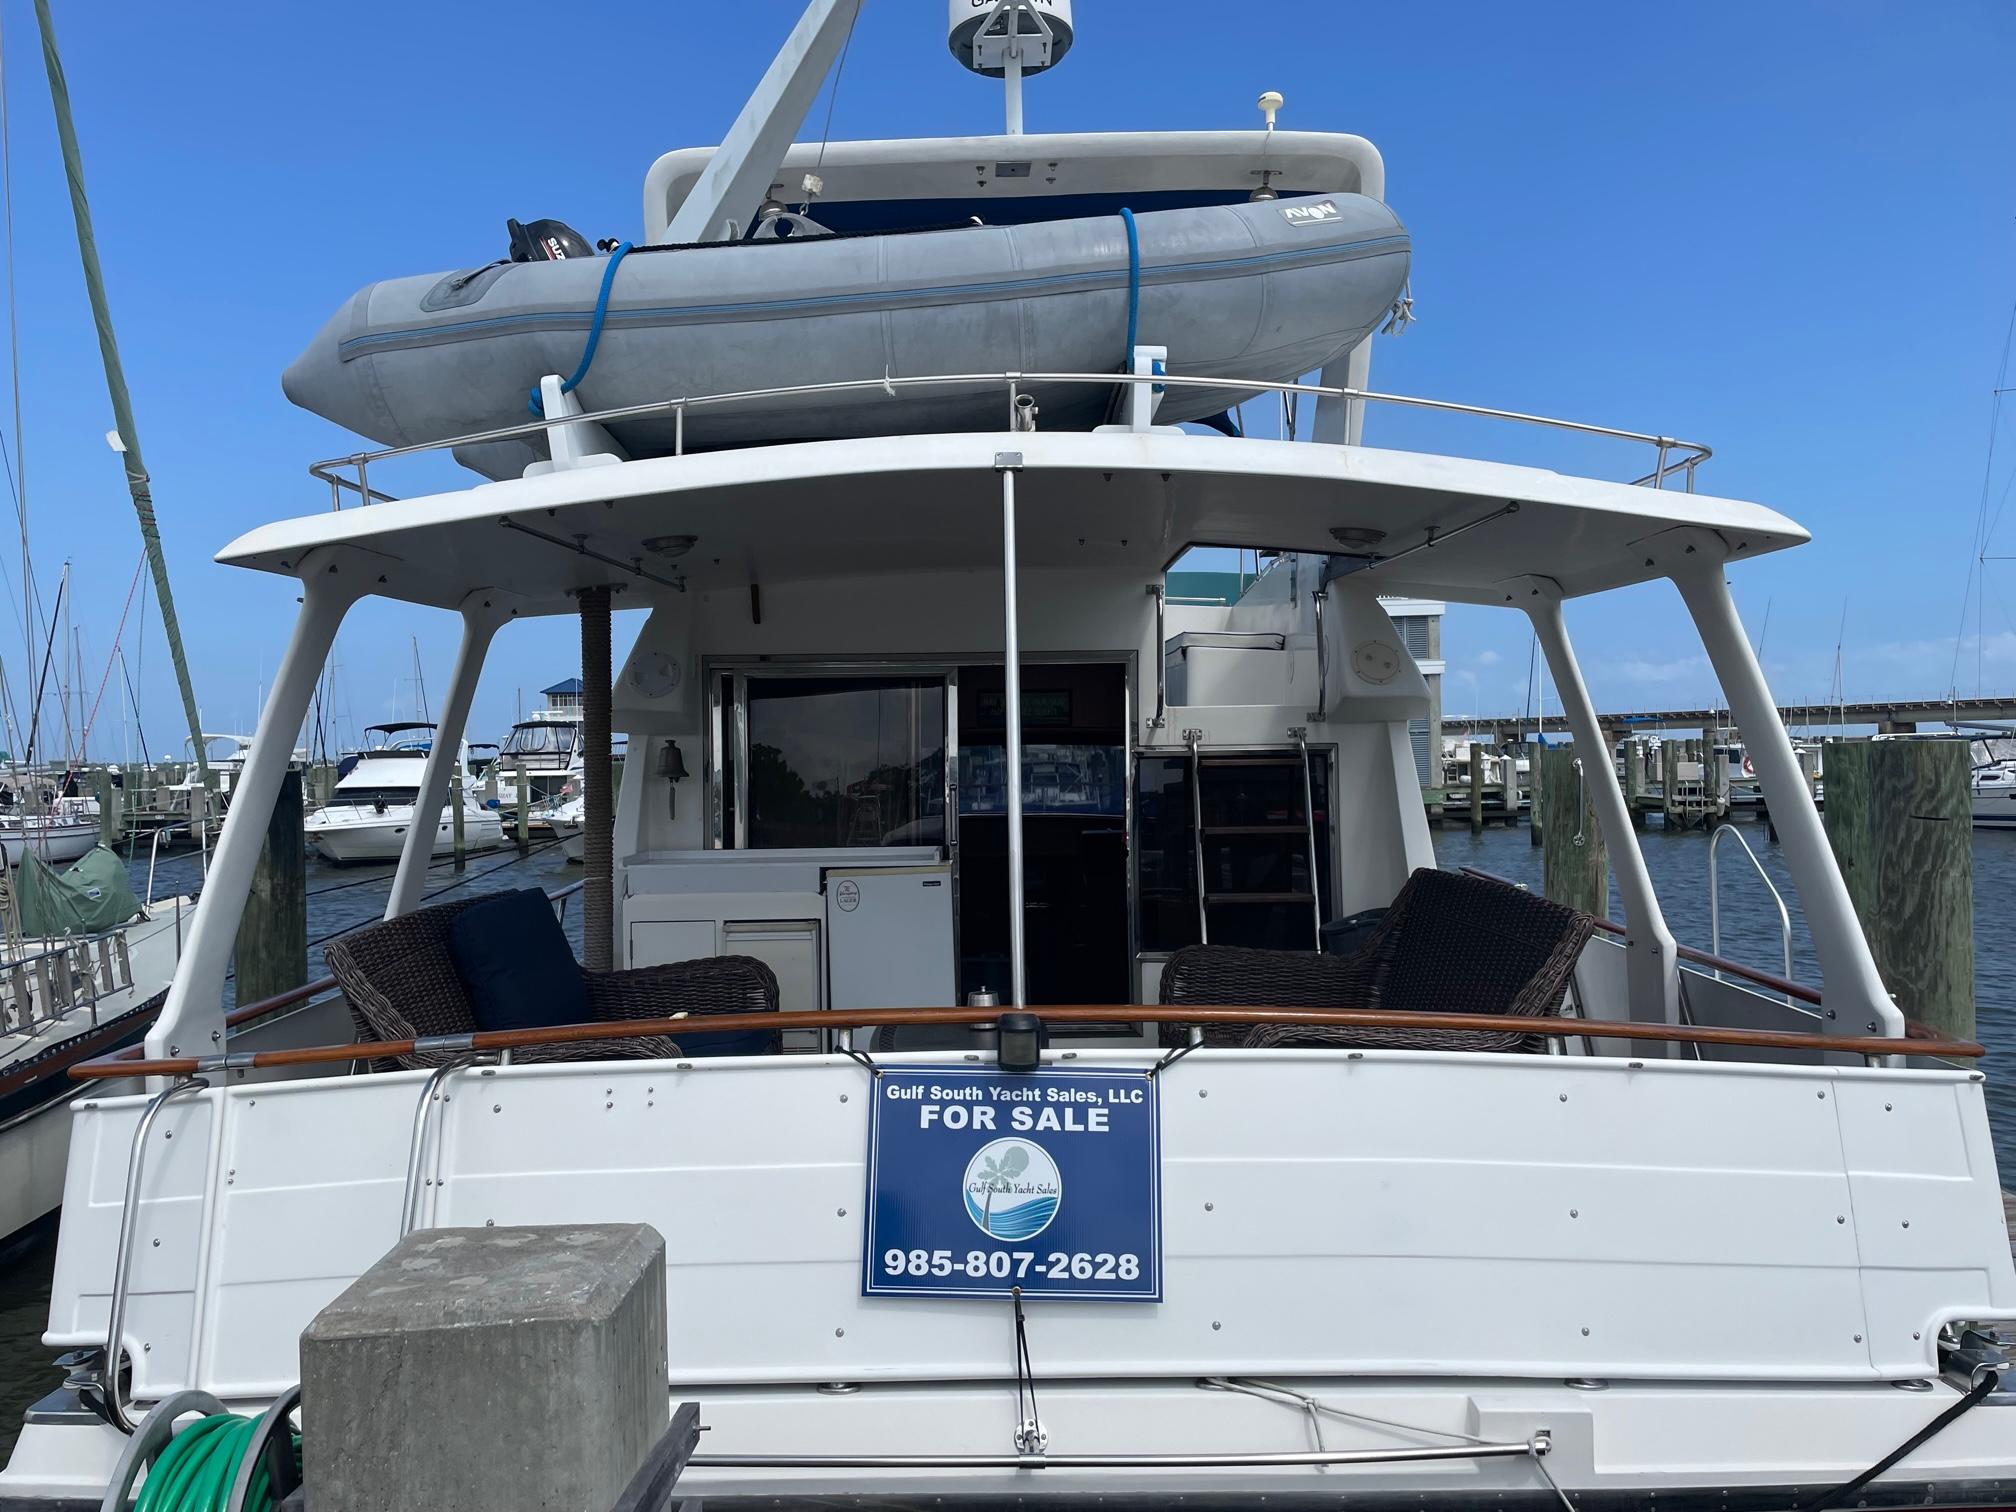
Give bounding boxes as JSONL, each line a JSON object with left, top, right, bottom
{"left": 644, "top": 129, "right": 1384, "bottom": 243}
{"left": 221, "top": 431, "right": 1804, "bottom": 615}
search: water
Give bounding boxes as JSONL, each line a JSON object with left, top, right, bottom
{"left": 3, "top": 826, "right": 2013, "bottom": 1458}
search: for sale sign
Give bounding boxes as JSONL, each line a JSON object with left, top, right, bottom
{"left": 861, "top": 1066, "right": 1161, "bottom": 1301}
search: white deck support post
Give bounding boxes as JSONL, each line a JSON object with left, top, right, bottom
{"left": 146, "top": 565, "right": 362, "bottom": 1059}
{"left": 1671, "top": 553, "right": 1903, "bottom": 1038}
{"left": 659, "top": 0, "right": 860, "bottom": 246}
{"left": 1527, "top": 589, "right": 1680, "bottom": 1026}
{"left": 386, "top": 602, "right": 505, "bottom": 920}
{"left": 997, "top": 452, "right": 1027, "bottom": 1008}
{"left": 1311, "top": 140, "right": 1388, "bottom": 447}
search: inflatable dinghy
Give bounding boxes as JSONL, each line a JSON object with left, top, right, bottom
{"left": 283, "top": 195, "right": 1408, "bottom": 474}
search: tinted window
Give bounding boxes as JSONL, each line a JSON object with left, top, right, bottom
{"left": 745, "top": 678, "right": 945, "bottom": 849}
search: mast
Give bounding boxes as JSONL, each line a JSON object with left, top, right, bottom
{"left": 31, "top": 0, "right": 207, "bottom": 781}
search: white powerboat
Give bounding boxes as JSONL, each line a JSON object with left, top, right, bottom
{"left": 543, "top": 790, "right": 586, "bottom": 862}
{"left": 491, "top": 681, "right": 586, "bottom": 814}
{"left": 8, "top": 6, "right": 2015, "bottom": 1509}
{"left": 305, "top": 722, "right": 506, "bottom": 865}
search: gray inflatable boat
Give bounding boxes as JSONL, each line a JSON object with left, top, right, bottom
{"left": 283, "top": 195, "right": 1408, "bottom": 475}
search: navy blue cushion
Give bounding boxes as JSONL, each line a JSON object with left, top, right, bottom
{"left": 674, "top": 1021, "right": 778, "bottom": 1059}
{"left": 447, "top": 888, "right": 589, "bottom": 1033}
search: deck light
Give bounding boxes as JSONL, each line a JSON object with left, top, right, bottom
{"left": 997, "top": 1012, "right": 1042, "bottom": 1073}
{"left": 642, "top": 534, "right": 698, "bottom": 559}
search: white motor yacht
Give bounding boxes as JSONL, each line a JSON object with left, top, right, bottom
{"left": 491, "top": 680, "right": 587, "bottom": 815}
{"left": 304, "top": 722, "right": 505, "bottom": 865}
{"left": 6, "top": 6, "right": 2015, "bottom": 1509}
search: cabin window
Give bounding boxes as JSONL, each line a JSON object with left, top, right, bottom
{"left": 499, "top": 723, "right": 578, "bottom": 758}
{"left": 741, "top": 676, "right": 946, "bottom": 849}
{"left": 1134, "top": 750, "right": 1333, "bottom": 953}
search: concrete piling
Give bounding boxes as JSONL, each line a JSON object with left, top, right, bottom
{"left": 301, "top": 1224, "right": 669, "bottom": 1512}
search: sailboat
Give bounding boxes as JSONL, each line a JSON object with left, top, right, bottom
{"left": 0, "top": 0, "right": 209, "bottom": 1240}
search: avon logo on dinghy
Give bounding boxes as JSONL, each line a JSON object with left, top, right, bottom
{"left": 1280, "top": 199, "right": 1343, "bottom": 226}
{"left": 962, "top": 1138, "right": 1062, "bottom": 1241}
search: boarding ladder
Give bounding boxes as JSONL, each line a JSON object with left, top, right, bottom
{"left": 1186, "top": 735, "right": 1325, "bottom": 950}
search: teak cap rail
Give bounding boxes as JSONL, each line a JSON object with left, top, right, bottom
{"left": 69, "top": 1003, "right": 1978, "bottom": 1082}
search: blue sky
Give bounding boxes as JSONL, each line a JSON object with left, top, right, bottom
{"left": 0, "top": 0, "right": 2008, "bottom": 759}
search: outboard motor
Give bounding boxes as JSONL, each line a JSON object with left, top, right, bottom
{"left": 506, "top": 217, "right": 595, "bottom": 263}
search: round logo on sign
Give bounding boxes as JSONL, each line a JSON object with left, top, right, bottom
{"left": 962, "top": 1137, "right": 1062, "bottom": 1241}
{"left": 835, "top": 879, "right": 861, "bottom": 912}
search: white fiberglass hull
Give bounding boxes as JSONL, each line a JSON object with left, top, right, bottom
{"left": 306, "top": 804, "right": 507, "bottom": 864}
{"left": 14, "top": 1041, "right": 2016, "bottom": 1507}
{"left": 0, "top": 899, "right": 190, "bottom": 1239}
{"left": 0, "top": 820, "right": 98, "bottom": 869}
{"left": 1972, "top": 791, "right": 2016, "bottom": 828}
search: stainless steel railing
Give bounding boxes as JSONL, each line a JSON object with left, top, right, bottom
{"left": 1707, "top": 823, "right": 1795, "bottom": 986}
{"left": 309, "top": 368, "right": 1711, "bottom": 507}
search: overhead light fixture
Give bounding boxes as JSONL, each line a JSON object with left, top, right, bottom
{"left": 1330, "top": 525, "right": 1387, "bottom": 548}
{"left": 642, "top": 534, "right": 698, "bottom": 559}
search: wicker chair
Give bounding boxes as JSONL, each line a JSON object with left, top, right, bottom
{"left": 1158, "top": 867, "right": 1595, "bottom": 1053}
{"left": 324, "top": 893, "right": 780, "bottom": 1070}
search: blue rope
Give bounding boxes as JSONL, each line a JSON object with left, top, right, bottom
{"left": 528, "top": 240, "right": 633, "bottom": 416}
{"left": 1119, "top": 207, "right": 1139, "bottom": 360}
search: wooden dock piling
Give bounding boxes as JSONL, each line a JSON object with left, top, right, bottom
{"left": 1539, "top": 745, "right": 1608, "bottom": 918}
{"left": 1468, "top": 750, "right": 1485, "bottom": 835}
{"left": 451, "top": 763, "right": 467, "bottom": 868}
{"left": 514, "top": 758, "right": 531, "bottom": 852}
{"left": 235, "top": 769, "right": 307, "bottom": 1006}
{"left": 1821, "top": 739, "right": 1973, "bottom": 1040}
{"left": 90, "top": 769, "right": 120, "bottom": 847}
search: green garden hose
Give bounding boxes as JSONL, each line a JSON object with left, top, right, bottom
{"left": 132, "top": 1413, "right": 298, "bottom": 1512}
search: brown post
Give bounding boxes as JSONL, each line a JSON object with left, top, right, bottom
{"left": 1823, "top": 738, "right": 1972, "bottom": 1040}
{"left": 451, "top": 763, "right": 467, "bottom": 869}
{"left": 514, "top": 760, "right": 531, "bottom": 852}
{"left": 580, "top": 585, "right": 615, "bottom": 972}
{"left": 1540, "top": 745, "right": 1607, "bottom": 917}
{"left": 1468, "top": 746, "right": 1485, "bottom": 836}
{"left": 1528, "top": 743, "right": 1545, "bottom": 845}
{"left": 235, "top": 769, "right": 306, "bottom": 1006}
{"left": 91, "top": 768, "right": 118, "bottom": 847}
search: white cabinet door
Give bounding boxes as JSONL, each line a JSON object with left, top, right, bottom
{"left": 627, "top": 919, "right": 717, "bottom": 968}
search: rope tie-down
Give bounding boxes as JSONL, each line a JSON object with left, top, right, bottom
{"left": 528, "top": 240, "right": 634, "bottom": 417}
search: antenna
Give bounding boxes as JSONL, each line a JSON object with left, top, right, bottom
{"left": 1252, "top": 91, "right": 1284, "bottom": 200}
{"left": 948, "top": 0, "right": 1076, "bottom": 136}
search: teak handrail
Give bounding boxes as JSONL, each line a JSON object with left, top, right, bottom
{"left": 68, "top": 1003, "right": 1979, "bottom": 1082}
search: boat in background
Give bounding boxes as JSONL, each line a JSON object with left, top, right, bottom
{"left": 490, "top": 678, "right": 587, "bottom": 813}
{"left": 0, "top": 845, "right": 195, "bottom": 1238}
{"left": 305, "top": 722, "right": 506, "bottom": 865}
{"left": 1971, "top": 737, "right": 2016, "bottom": 828}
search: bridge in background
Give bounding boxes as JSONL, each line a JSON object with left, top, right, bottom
{"left": 1443, "top": 695, "right": 2016, "bottom": 740}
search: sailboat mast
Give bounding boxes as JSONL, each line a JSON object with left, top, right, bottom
{"left": 31, "top": 0, "right": 208, "bottom": 782}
